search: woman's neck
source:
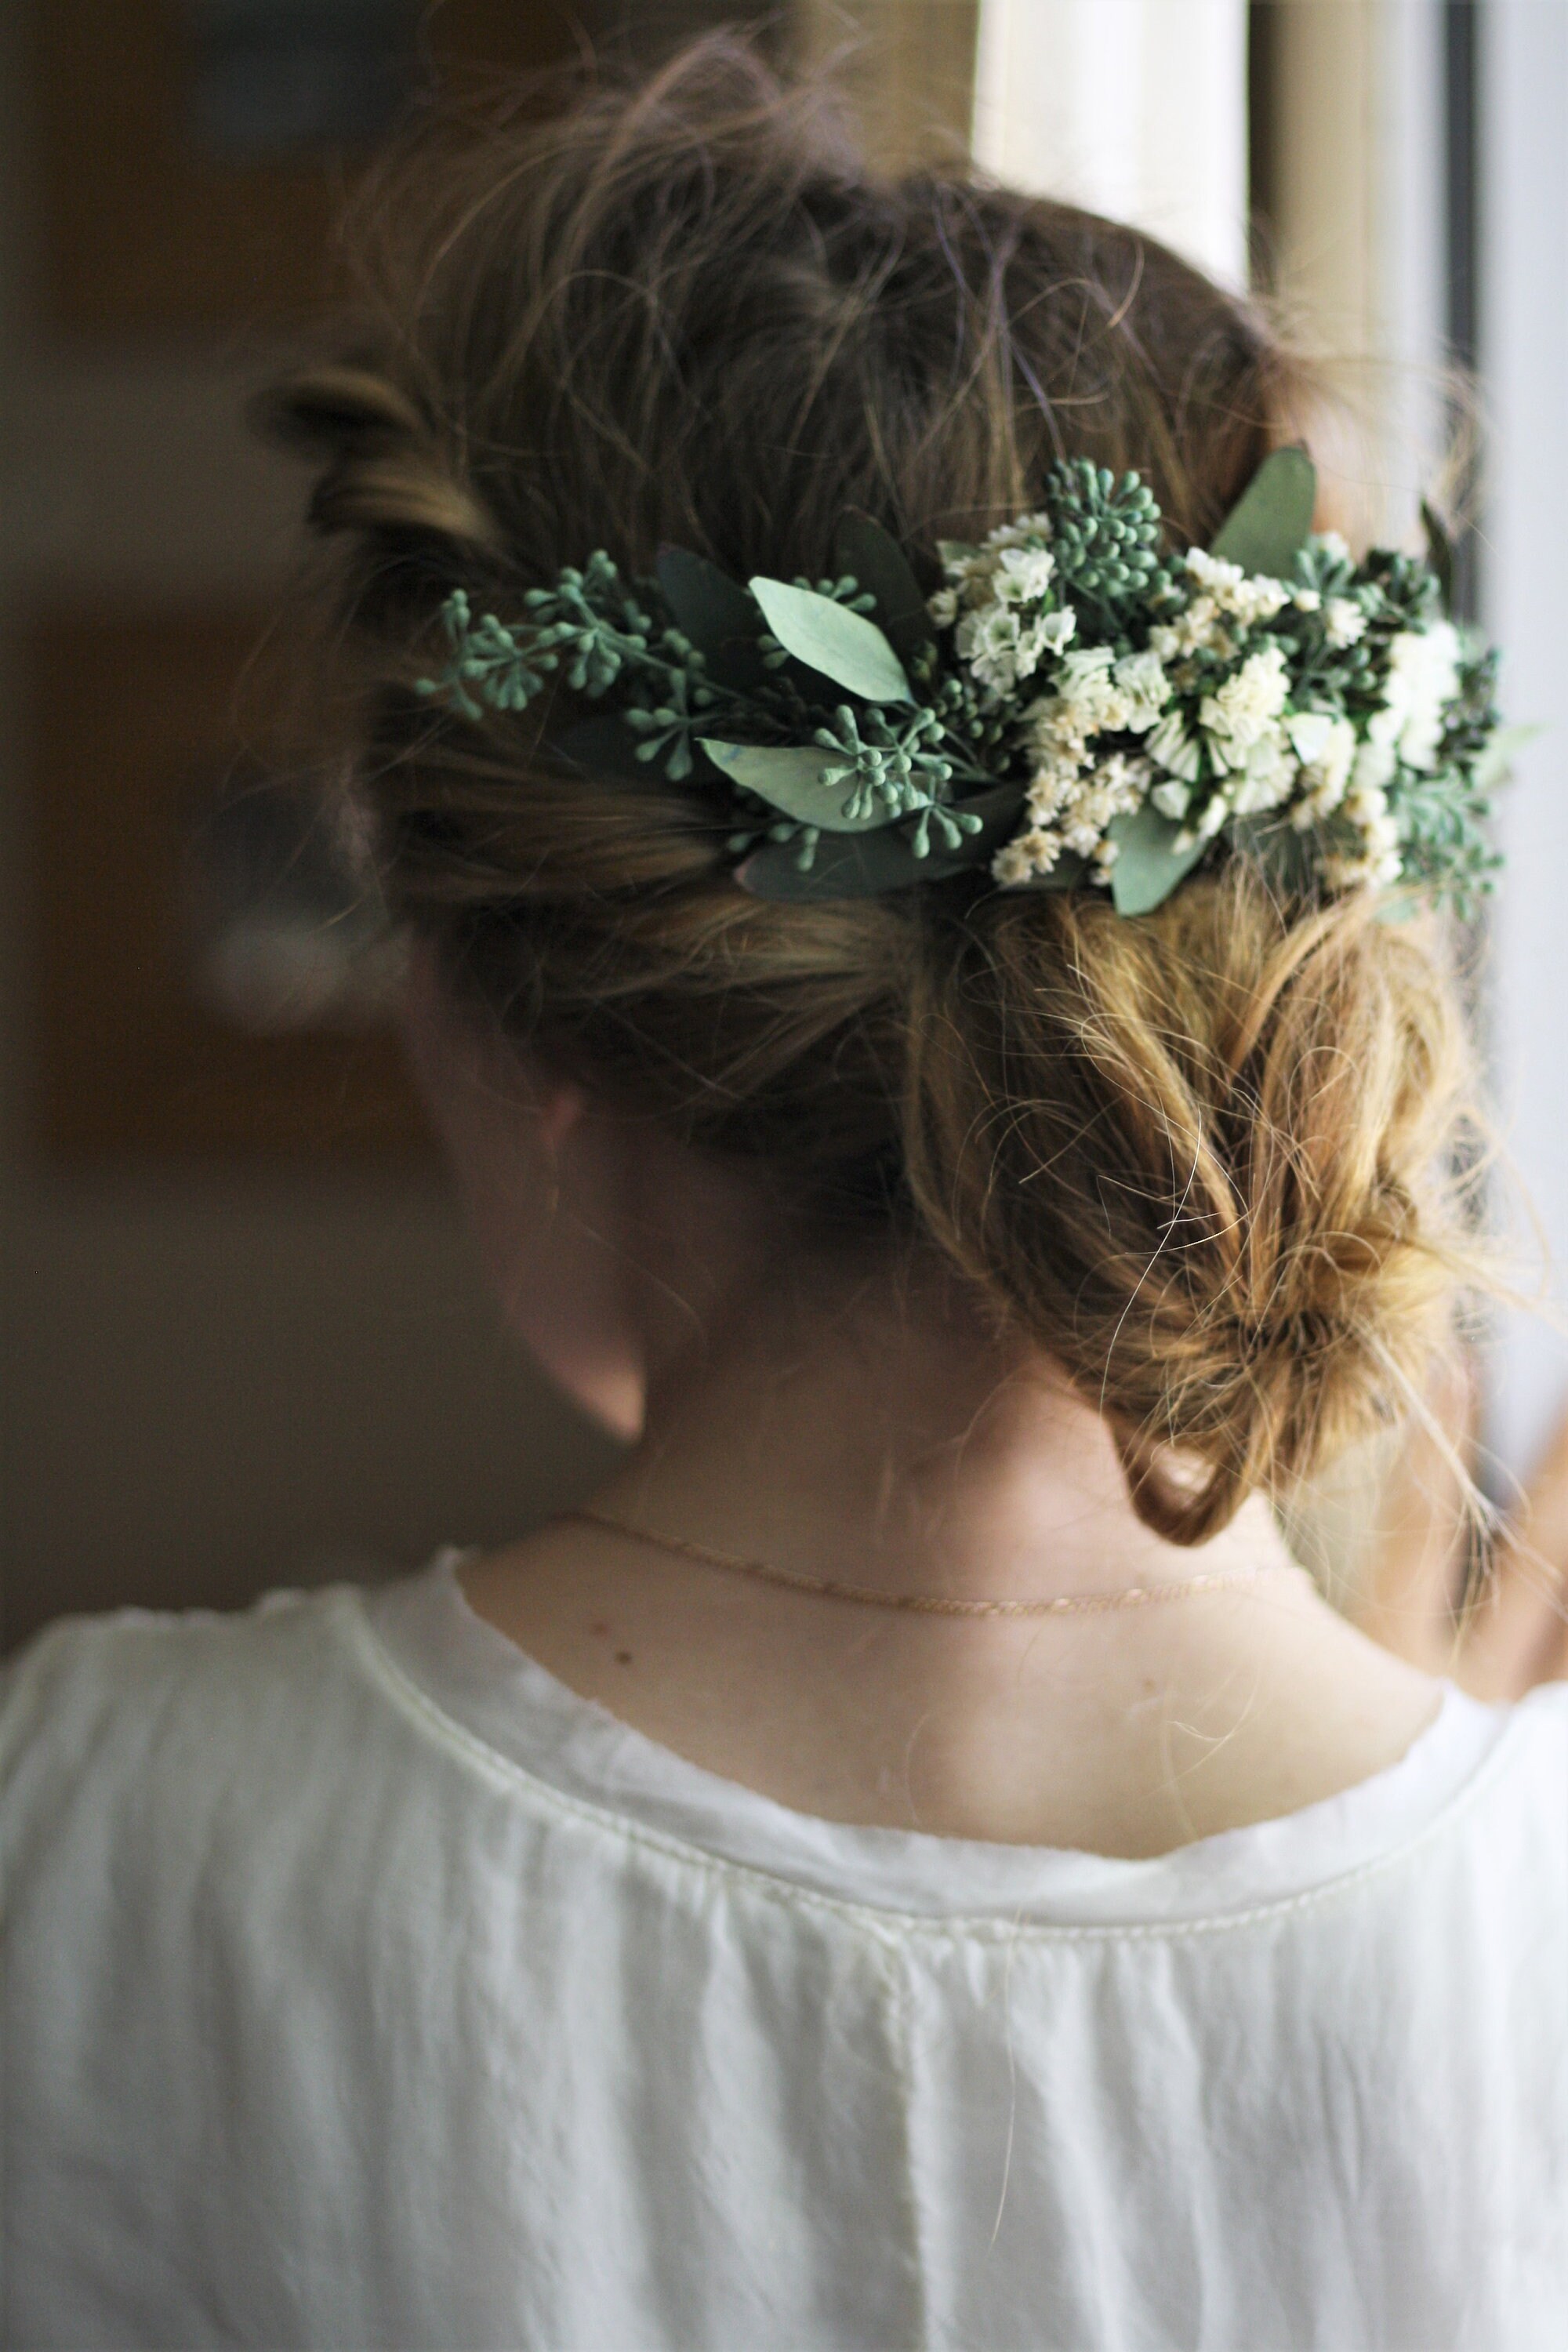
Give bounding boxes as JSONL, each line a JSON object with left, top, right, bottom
{"left": 615, "top": 1242, "right": 1283, "bottom": 1602}
{"left": 463, "top": 1240, "right": 1445, "bottom": 1854}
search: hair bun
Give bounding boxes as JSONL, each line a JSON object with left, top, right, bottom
{"left": 904, "top": 877, "right": 1472, "bottom": 1544}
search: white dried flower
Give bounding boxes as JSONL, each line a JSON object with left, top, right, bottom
{"left": 954, "top": 567, "right": 1076, "bottom": 693}
{"left": 1326, "top": 778, "right": 1404, "bottom": 890}
{"left": 1025, "top": 698, "right": 1092, "bottom": 764}
{"left": 1096, "top": 750, "right": 1152, "bottom": 810}
{"left": 993, "top": 827, "right": 1064, "bottom": 887}
{"left": 935, "top": 537, "right": 989, "bottom": 583}
{"left": 994, "top": 543, "right": 1057, "bottom": 602}
{"left": 1054, "top": 753, "right": 1149, "bottom": 858}
{"left": 984, "top": 512, "right": 1054, "bottom": 553}
{"left": 1287, "top": 709, "right": 1345, "bottom": 769}
{"left": 1149, "top": 596, "right": 1229, "bottom": 662}
{"left": 1352, "top": 735, "right": 1398, "bottom": 796}
{"left": 926, "top": 586, "right": 959, "bottom": 629}
{"left": 1013, "top": 608, "right": 1075, "bottom": 681}
{"left": 1112, "top": 649, "right": 1171, "bottom": 731}
{"left": 1200, "top": 642, "right": 1290, "bottom": 771}
{"left": 1024, "top": 757, "right": 1079, "bottom": 822}
{"left": 1151, "top": 777, "right": 1191, "bottom": 820}
{"left": 956, "top": 603, "right": 1025, "bottom": 694}
{"left": 1379, "top": 621, "right": 1461, "bottom": 771}
{"left": 1230, "top": 728, "right": 1298, "bottom": 816}
{"left": 1323, "top": 597, "right": 1367, "bottom": 650}
{"left": 1286, "top": 710, "right": 1356, "bottom": 826}
{"left": 1233, "top": 579, "right": 1290, "bottom": 625}
{"left": 1183, "top": 546, "right": 1290, "bottom": 624}
{"left": 1054, "top": 645, "right": 1132, "bottom": 735}
{"left": 1184, "top": 548, "right": 1247, "bottom": 597}
{"left": 1147, "top": 710, "right": 1203, "bottom": 782}
{"left": 1293, "top": 588, "right": 1323, "bottom": 613}
{"left": 993, "top": 838, "right": 1040, "bottom": 887}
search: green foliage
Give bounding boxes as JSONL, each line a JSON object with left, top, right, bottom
{"left": 737, "top": 782, "right": 1022, "bottom": 899}
{"left": 832, "top": 514, "right": 935, "bottom": 660}
{"left": 1107, "top": 802, "right": 1210, "bottom": 916}
{"left": 655, "top": 549, "right": 769, "bottom": 691}
{"left": 1389, "top": 642, "right": 1506, "bottom": 916}
{"left": 1208, "top": 447, "right": 1317, "bottom": 581}
{"left": 811, "top": 703, "right": 956, "bottom": 820}
{"left": 746, "top": 576, "right": 911, "bottom": 704}
{"left": 416, "top": 556, "right": 723, "bottom": 779}
{"left": 1046, "top": 461, "right": 1163, "bottom": 608}
{"left": 414, "top": 450, "right": 1514, "bottom": 915}
{"left": 699, "top": 740, "right": 891, "bottom": 834}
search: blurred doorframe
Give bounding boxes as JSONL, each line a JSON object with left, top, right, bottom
{"left": 1480, "top": 0, "right": 1568, "bottom": 1482}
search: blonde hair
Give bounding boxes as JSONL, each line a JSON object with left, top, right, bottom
{"left": 269, "top": 36, "right": 1481, "bottom": 1544}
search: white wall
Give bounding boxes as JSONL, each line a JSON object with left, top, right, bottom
{"left": 1482, "top": 0, "right": 1568, "bottom": 1481}
{"left": 971, "top": 0, "right": 1248, "bottom": 288}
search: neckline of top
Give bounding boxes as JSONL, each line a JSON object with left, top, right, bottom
{"left": 358, "top": 1550, "right": 1519, "bottom": 1929}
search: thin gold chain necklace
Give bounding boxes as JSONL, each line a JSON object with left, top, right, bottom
{"left": 565, "top": 1508, "right": 1283, "bottom": 1620}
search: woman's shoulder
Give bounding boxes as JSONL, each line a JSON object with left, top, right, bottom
{"left": 5, "top": 1575, "right": 358, "bottom": 1721}
{"left": 0, "top": 1581, "right": 388, "bottom": 1853}
{"left": 1474, "top": 1672, "right": 1568, "bottom": 1798}
{"left": 1490, "top": 1672, "right": 1568, "bottom": 1806}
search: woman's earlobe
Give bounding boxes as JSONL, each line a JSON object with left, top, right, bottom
{"left": 538, "top": 1079, "right": 588, "bottom": 1156}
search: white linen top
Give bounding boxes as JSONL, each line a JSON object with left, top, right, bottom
{"left": 3, "top": 1555, "right": 1566, "bottom": 2351}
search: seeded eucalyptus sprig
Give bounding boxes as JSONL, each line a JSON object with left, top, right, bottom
{"left": 414, "top": 512, "right": 1015, "bottom": 895}
{"left": 1047, "top": 460, "right": 1165, "bottom": 612}
{"left": 414, "top": 447, "right": 1516, "bottom": 913}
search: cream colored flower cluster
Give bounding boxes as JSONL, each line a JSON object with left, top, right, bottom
{"left": 930, "top": 524, "right": 1467, "bottom": 896}
{"left": 928, "top": 517, "right": 1079, "bottom": 699}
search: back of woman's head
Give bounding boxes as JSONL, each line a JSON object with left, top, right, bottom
{"left": 271, "top": 34, "right": 1476, "bottom": 1545}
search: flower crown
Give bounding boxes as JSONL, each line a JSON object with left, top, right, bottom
{"left": 416, "top": 449, "right": 1515, "bottom": 917}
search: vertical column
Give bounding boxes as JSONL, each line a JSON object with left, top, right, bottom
{"left": 971, "top": 0, "right": 1248, "bottom": 288}
{"left": 1251, "top": 0, "right": 1446, "bottom": 543}
{"left": 1481, "top": 0, "right": 1568, "bottom": 1477}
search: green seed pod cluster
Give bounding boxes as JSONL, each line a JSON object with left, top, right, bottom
{"left": 1047, "top": 460, "right": 1163, "bottom": 604}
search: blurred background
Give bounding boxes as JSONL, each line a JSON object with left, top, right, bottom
{"left": 2, "top": 1, "right": 1564, "bottom": 1649}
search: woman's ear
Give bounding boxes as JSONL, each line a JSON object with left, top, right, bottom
{"left": 536, "top": 1071, "right": 588, "bottom": 1156}
{"left": 400, "top": 942, "right": 646, "bottom": 1440}
{"left": 401, "top": 938, "right": 587, "bottom": 1153}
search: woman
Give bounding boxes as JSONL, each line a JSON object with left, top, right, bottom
{"left": 5, "top": 42, "right": 1565, "bottom": 2350}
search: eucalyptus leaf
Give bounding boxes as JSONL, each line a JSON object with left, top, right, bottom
{"left": 737, "top": 784, "right": 1025, "bottom": 901}
{"left": 699, "top": 739, "right": 885, "bottom": 832}
{"left": 556, "top": 714, "right": 674, "bottom": 787}
{"left": 1108, "top": 800, "right": 1211, "bottom": 916}
{"left": 1475, "top": 720, "right": 1545, "bottom": 792}
{"left": 748, "top": 576, "right": 912, "bottom": 702}
{"left": 833, "top": 512, "right": 935, "bottom": 659}
{"left": 1208, "top": 446, "right": 1317, "bottom": 581}
{"left": 655, "top": 547, "right": 769, "bottom": 691}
